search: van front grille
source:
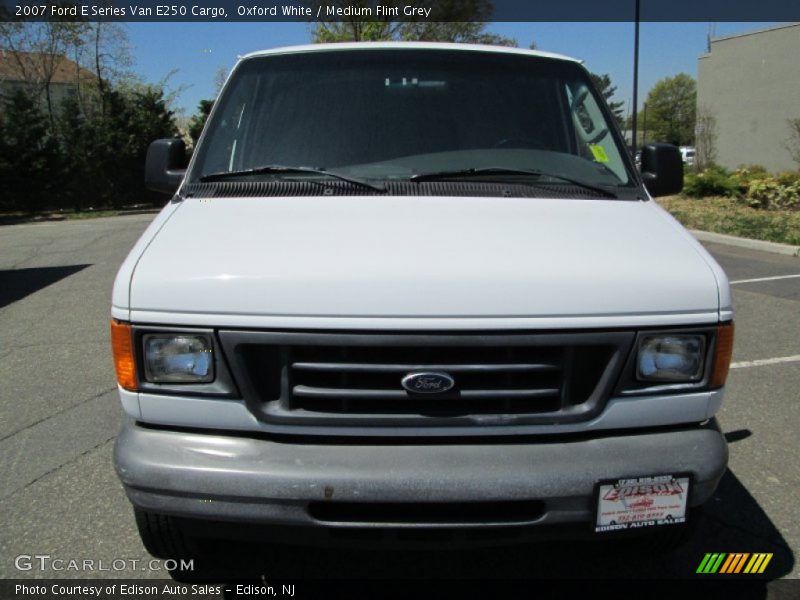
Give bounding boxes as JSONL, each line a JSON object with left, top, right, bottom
{"left": 218, "top": 330, "right": 635, "bottom": 434}
{"left": 289, "top": 345, "right": 563, "bottom": 415}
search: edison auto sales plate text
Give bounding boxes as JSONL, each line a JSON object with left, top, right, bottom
{"left": 595, "top": 475, "right": 689, "bottom": 532}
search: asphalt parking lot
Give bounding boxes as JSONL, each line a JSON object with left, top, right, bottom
{"left": 0, "top": 213, "right": 798, "bottom": 588}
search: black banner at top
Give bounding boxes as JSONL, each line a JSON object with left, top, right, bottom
{"left": 2, "top": 0, "right": 800, "bottom": 22}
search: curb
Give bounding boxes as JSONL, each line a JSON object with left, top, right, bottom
{"left": 690, "top": 230, "right": 800, "bottom": 258}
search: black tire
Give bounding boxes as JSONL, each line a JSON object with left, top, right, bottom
{"left": 630, "top": 511, "right": 699, "bottom": 553}
{"left": 647, "top": 520, "right": 696, "bottom": 552}
{"left": 134, "top": 508, "right": 196, "bottom": 560}
{"left": 602, "top": 509, "right": 699, "bottom": 555}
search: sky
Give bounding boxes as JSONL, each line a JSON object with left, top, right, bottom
{"left": 125, "top": 21, "right": 783, "bottom": 117}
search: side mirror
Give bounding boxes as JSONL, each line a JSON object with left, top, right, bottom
{"left": 640, "top": 143, "right": 683, "bottom": 197}
{"left": 145, "top": 138, "right": 187, "bottom": 195}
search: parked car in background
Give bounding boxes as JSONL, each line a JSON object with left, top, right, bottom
{"left": 680, "top": 146, "right": 696, "bottom": 167}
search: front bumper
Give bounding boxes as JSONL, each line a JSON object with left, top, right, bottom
{"left": 114, "top": 420, "right": 727, "bottom": 532}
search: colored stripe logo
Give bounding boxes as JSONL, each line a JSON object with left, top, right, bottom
{"left": 697, "top": 553, "right": 773, "bottom": 574}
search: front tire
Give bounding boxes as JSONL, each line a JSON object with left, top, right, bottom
{"left": 134, "top": 508, "right": 196, "bottom": 560}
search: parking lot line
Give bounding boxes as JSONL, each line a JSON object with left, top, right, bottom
{"left": 730, "top": 274, "right": 800, "bottom": 285}
{"left": 730, "top": 355, "right": 800, "bottom": 369}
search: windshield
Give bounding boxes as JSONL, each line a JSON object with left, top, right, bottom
{"left": 189, "top": 49, "right": 634, "bottom": 191}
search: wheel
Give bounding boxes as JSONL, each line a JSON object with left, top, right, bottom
{"left": 645, "top": 519, "right": 697, "bottom": 552}
{"left": 613, "top": 511, "right": 699, "bottom": 554}
{"left": 134, "top": 508, "right": 196, "bottom": 560}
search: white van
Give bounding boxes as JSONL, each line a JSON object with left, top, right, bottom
{"left": 111, "top": 43, "right": 732, "bottom": 558}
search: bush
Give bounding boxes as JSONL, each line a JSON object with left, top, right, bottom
{"left": 683, "top": 166, "right": 739, "bottom": 198}
{"left": 746, "top": 176, "right": 800, "bottom": 211}
{"left": 731, "top": 164, "right": 769, "bottom": 194}
{"left": 775, "top": 171, "right": 800, "bottom": 186}
{"left": 682, "top": 164, "right": 800, "bottom": 211}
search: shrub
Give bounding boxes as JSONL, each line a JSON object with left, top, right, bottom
{"left": 746, "top": 176, "right": 800, "bottom": 211}
{"left": 731, "top": 164, "right": 769, "bottom": 194}
{"left": 775, "top": 171, "right": 800, "bottom": 186}
{"left": 683, "top": 166, "right": 739, "bottom": 198}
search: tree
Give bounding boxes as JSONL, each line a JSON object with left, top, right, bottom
{"left": 0, "top": 90, "right": 62, "bottom": 212}
{"left": 0, "top": 22, "right": 87, "bottom": 123}
{"left": 188, "top": 99, "right": 214, "bottom": 146}
{"left": 213, "top": 65, "right": 228, "bottom": 94}
{"left": 0, "top": 22, "right": 133, "bottom": 121}
{"left": 639, "top": 74, "right": 696, "bottom": 146}
{"left": 88, "top": 22, "right": 134, "bottom": 117}
{"left": 0, "top": 22, "right": 177, "bottom": 213}
{"left": 695, "top": 105, "right": 718, "bottom": 169}
{"left": 310, "top": 0, "right": 516, "bottom": 45}
{"left": 57, "top": 83, "right": 179, "bottom": 210}
{"left": 589, "top": 73, "right": 624, "bottom": 130}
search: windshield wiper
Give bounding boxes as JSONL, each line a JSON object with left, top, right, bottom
{"left": 199, "top": 164, "right": 386, "bottom": 192}
{"left": 409, "top": 167, "right": 617, "bottom": 198}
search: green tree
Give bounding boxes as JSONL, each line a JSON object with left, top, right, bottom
{"left": 188, "top": 99, "right": 214, "bottom": 147}
{"left": 639, "top": 73, "right": 696, "bottom": 146}
{"left": 0, "top": 90, "right": 62, "bottom": 212}
{"left": 590, "top": 72, "right": 625, "bottom": 130}
{"left": 57, "top": 83, "right": 179, "bottom": 210}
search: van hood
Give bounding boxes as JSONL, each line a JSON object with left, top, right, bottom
{"left": 128, "top": 196, "right": 721, "bottom": 326}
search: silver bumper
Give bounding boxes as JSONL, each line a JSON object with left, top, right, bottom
{"left": 114, "top": 420, "right": 727, "bottom": 529}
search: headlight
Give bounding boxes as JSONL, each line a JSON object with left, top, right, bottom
{"left": 143, "top": 334, "right": 214, "bottom": 383}
{"left": 637, "top": 335, "right": 705, "bottom": 382}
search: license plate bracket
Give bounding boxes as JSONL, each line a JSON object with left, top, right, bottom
{"left": 594, "top": 474, "right": 690, "bottom": 533}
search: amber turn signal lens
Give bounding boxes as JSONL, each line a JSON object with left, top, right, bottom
{"left": 111, "top": 320, "right": 137, "bottom": 391}
{"left": 710, "top": 322, "right": 734, "bottom": 389}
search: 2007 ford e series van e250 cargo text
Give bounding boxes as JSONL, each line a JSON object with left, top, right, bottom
{"left": 110, "top": 42, "right": 733, "bottom": 558}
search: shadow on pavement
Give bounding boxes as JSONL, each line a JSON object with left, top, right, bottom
{"left": 172, "top": 470, "right": 793, "bottom": 590}
{"left": 0, "top": 265, "right": 90, "bottom": 309}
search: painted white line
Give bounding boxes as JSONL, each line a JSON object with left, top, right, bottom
{"left": 730, "top": 274, "right": 800, "bottom": 285}
{"left": 730, "top": 355, "right": 800, "bottom": 369}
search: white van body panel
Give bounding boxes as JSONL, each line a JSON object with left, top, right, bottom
{"left": 124, "top": 196, "right": 721, "bottom": 323}
{"left": 111, "top": 201, "right": 183, "bottom": 320}
{"left": 240, "top": 41, "right": 581, "bottom": 64}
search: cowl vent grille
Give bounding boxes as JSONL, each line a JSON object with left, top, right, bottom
{"left": 183, "top": 180, "right": 603, "bottom": 199}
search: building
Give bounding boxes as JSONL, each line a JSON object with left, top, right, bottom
{"left": 0, "top": 49, "right": 95, "bottom": 114}
{"left": 697, "top": 23, "right": 800, "bottom": 172}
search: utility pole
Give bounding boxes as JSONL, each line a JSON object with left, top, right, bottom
{"left": 631, "top": 0, "right": 640, "bottom": 152}
{"left": 642, "top": 102, "right": 648, "bottom": 146}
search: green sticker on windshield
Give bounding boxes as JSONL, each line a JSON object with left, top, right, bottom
{"left": 589, "top": 144, "right": 609, "bottom": 163}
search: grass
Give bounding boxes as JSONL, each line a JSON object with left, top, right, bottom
{"left": 57, "top": 209, "right": 128, "bottom": 220}
{"left": 657, "top": 195, "right": 800, "bottom": 247}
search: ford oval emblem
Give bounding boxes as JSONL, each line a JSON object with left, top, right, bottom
{"left": 401, "top": 371, "right": 455, "bottom": 394}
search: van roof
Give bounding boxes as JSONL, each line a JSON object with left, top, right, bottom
{"left": 240, "top": 41, "right": 581, "bottom": 64}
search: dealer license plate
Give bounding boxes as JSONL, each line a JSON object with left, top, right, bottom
{"left": 595, "top": 474, "right": 690, "bottom": 533}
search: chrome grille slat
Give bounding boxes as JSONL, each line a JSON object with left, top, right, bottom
{"left": 291, "top": 362, "right": 559, "bottom": 373}
{"left": 288, "top": 344, "right": 565, "bottom": 414}
{"left": 293, "top": 385, "right": 561, "bottom": 400}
